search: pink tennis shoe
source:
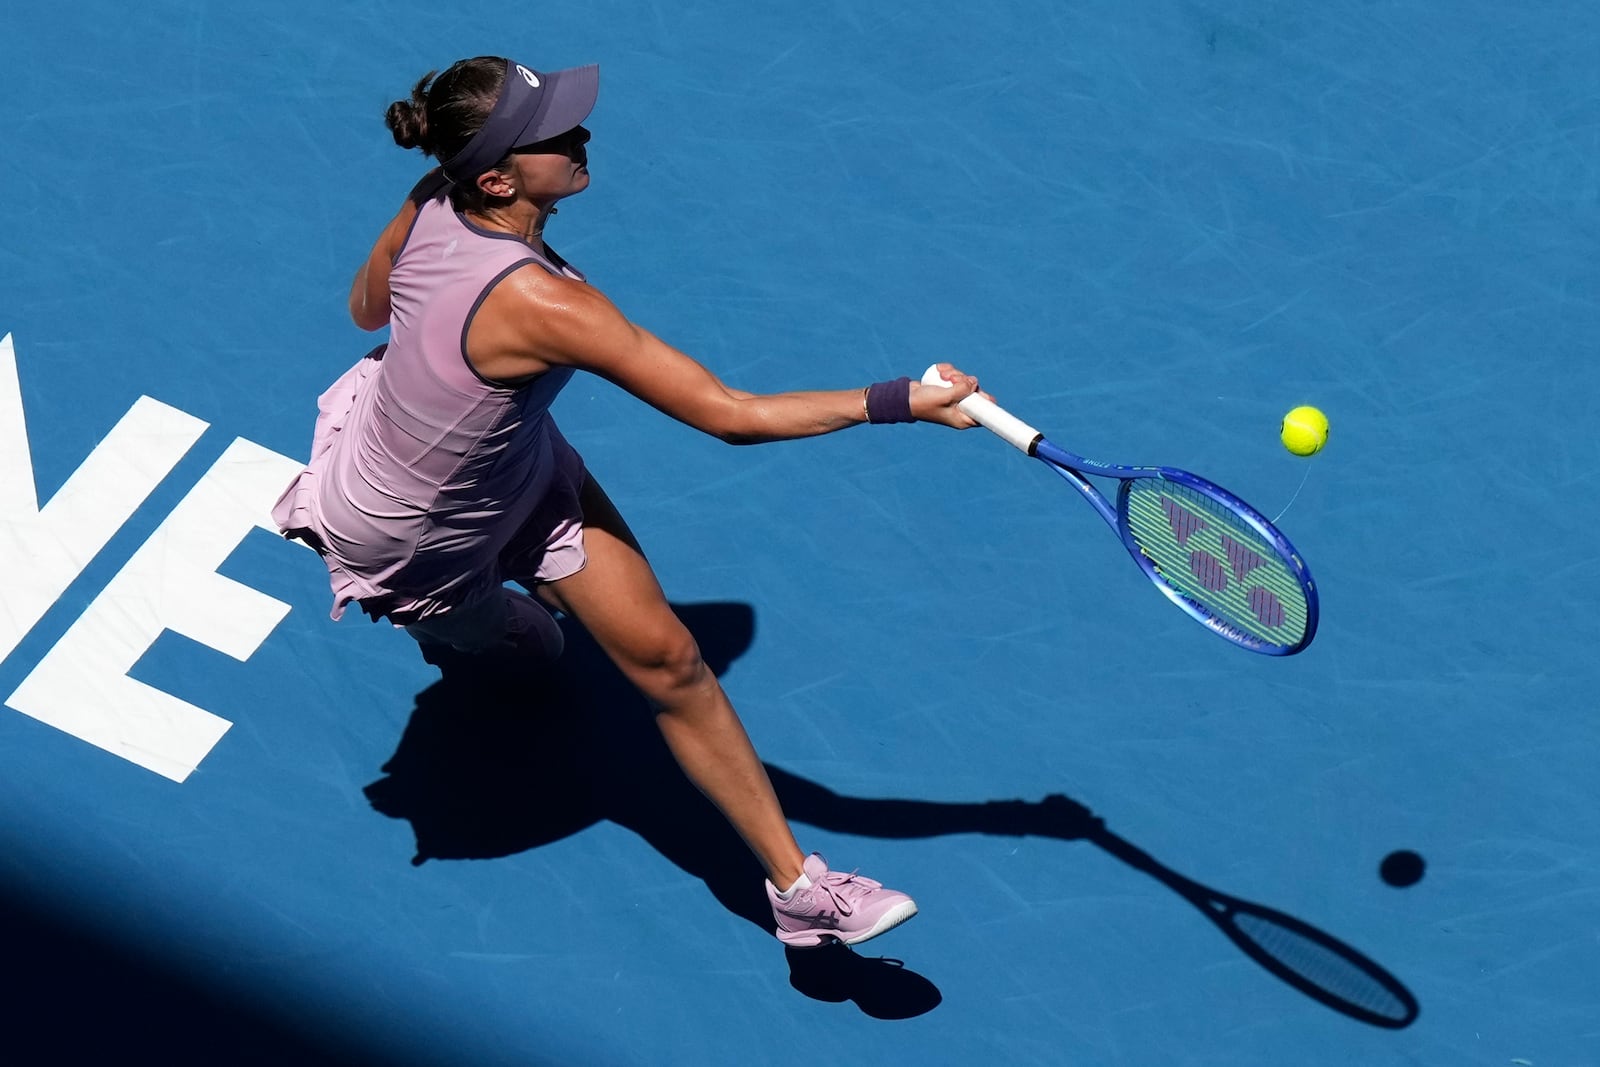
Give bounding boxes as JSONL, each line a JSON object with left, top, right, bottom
{"left": 767, "top": 853, "right": 918, "bottom": 947}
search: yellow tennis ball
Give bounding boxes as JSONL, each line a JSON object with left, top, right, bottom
{"left": 1280, "top": 406, "right": 1329, "bottom": 456}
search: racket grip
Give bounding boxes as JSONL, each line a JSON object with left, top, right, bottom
{"left": 920, "top": 364, "right": 1041, "bottom": 454}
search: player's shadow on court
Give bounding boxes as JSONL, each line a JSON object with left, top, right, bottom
{"left": 363, "top": 601, "right": 941, "bottom": 1020}
{"left": 365, "top": 602, "right": 1416, "bottom": 1028}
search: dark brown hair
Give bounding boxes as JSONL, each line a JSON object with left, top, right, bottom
{"left": 385, "top": 57, "right": 509, "bottom": 210}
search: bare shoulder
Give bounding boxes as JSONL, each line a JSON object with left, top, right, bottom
{"left": 467, "top": 263, "right": 635, "bottom": 383}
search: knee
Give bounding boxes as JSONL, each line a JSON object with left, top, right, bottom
{"left": 632, "top": 629, "right": 710, "bottom": 700}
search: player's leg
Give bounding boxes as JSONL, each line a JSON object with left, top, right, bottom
{"left": 540, "top": 474, "right": 917, "bottom": 946}
{"left": 539, "top": 474, "right": 805, "bottom": 888}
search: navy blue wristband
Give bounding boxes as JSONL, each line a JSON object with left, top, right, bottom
{"left": 865, "top": 377, "right": 914, "bottom": 424}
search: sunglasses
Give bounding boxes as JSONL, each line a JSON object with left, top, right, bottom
{"left": 512, "top": 125, "right": 591, "bottom": 156}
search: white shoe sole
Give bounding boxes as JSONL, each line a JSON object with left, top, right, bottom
{"left": 841, "top": 900, "right": 919, "bottom": 946}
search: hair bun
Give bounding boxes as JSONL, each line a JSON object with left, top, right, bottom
{"left": 385, "top": 72, "right": 436, "bottom": 154}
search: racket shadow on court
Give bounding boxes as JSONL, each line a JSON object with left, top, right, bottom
{"left": 767, "top": 772, "right": 1420, "bottom": 1030}
{"left": 362, "top": 601, "right": 940, "bottom": 1020}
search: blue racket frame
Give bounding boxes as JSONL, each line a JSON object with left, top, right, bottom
{"left": 1032, "top": 439, "right": 1320, "bottom": 656}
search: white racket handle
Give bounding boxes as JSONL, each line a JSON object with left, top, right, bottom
{"left": 919, "top": 364, "right": 1041, "bottom": 453}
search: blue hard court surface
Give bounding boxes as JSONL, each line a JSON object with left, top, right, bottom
{"left": 2, "top": 2, "right": 1597, "bottom": 1064}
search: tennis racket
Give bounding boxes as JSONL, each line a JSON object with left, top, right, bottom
{"left": 922, "top": 365, "right": 1318, "bottom": 655}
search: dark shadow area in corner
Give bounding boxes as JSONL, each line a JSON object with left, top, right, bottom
{"left": 0, "top": 876, "right": 476, "bottom": 1067}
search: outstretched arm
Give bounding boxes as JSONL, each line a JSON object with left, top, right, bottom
{"left": 468, "top": 266, "right": 986, "bottom": 443}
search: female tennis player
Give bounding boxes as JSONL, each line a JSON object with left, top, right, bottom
{"left": 273, "top": 55, "right": 984, "bottom": 948}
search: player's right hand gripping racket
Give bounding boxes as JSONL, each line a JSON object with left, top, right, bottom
{"left": 922, "top": 365, "right": 1318, "bottom": 655}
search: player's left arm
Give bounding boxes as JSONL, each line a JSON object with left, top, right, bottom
{"left": 348, "top": 171, "right": 445, "bottom": 331}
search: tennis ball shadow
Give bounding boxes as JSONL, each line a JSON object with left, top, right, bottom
{"left": 1380, "top": 850, "right": 1426, "bottom": 887}
{"left": 362, "top": 601, "right": 940, "bottom": 1019}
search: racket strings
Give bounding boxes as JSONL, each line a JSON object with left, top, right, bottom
{"left": 1123, "top": 479, "right": 1310, "bottom": 651}
{"left": 1232, "top": 913, "right": 1414, "bottom": 1024}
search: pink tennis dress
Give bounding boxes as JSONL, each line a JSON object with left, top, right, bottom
{"left": 273, "top": 187, "right": 589, "bottom": 625}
